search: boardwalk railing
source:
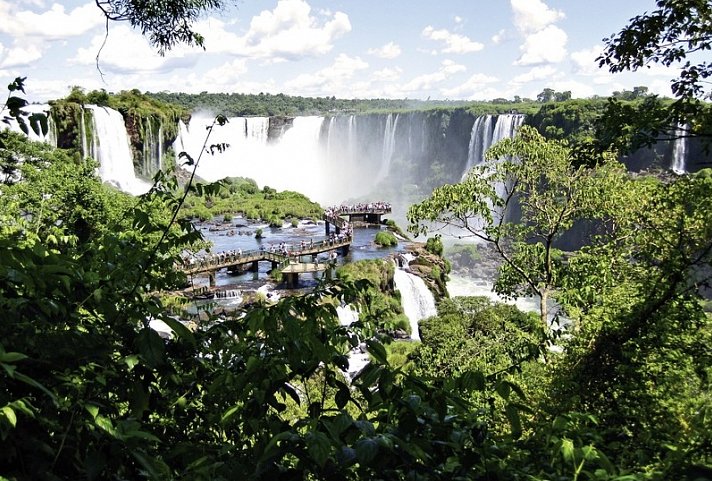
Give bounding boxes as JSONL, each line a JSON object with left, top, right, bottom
{"left": 182, "top": 234, "right": 351, "bottom": 276}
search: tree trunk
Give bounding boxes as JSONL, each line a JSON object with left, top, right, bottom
{"left": 540, "top": 289, "right": 549, "bottom": 332}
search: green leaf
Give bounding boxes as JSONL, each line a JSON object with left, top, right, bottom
{"left": 159, "top": 316, "right": 196, "bottom": 345}
{"left": 0, "top": 352, "right": 28, "bottom": 363}
{"left": 365, "top": 339, "right": 388, "bottom": 365}
{"left": 505, "top": 404, "right": 522, "bottom": 439}
{"left": 221, "top": 404, "right": 241, "bottom": 424}
{"left": 1, "top": 406, "right": 17, "bottom": 427}
{"left": 135, "top": 328, "right": 166, "bottom": 368}
{"left": 560, "top": 438, "right": 575, "bottom": 462}
{"left": 307, "top": 431, "right": 331, "bottom": 468}
{"left": 354, "top": 438, "right": 379, "bottom": 464}
{"left": 85, "top": 404, "right": 99, "bottom": 419}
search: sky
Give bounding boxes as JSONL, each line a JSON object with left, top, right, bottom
{"left": 0, "top": 0, "right": 683, "bottom": 103}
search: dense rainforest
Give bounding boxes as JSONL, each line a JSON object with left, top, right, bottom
{"left": 1, "top": 0, "right": 712, "bottom": 480}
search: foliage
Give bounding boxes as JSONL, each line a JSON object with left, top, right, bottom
{"left": 424, "top": 235, "right": 444, "bottom": 256}
{"left": 336, "top": 260, "right": 408, "bottom": 334}
{"left": 408, "top": 125, "right": 623, "bottom": 327}
{"left": 95, "top": 0, "right": 226, "bottom": 54}
{"left": 374, "top": 230, "right": 398, "bottom": 247}
{"left": 180, "top": 176, "right": 322, "bottom": 223}
{"left": 596, "top": 0, "right": 712, "bottom": 152}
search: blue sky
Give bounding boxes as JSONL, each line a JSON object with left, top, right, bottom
{"left": 0, "top": 0, "right": 682, "bottom": 102}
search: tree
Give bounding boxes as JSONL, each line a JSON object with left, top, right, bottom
{"left": 537, "top": 88, "right": 556, "bottom": 103}
{"left": 596, "top": 0, "right": 712, "bottom": 151}
{"left": 94, "top": 0, "right": 227, "bottom": 54}
{"left": 407, "top": 126, "right": 623, "bottom": 329}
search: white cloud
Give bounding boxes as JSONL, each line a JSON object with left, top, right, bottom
{"left": 571, "top": 45, "right": 604, "bottom": 75}
{"left": 201, "top": 59, "right": 249, "bottom": 87}
{"left": 402, "top": 59, "right": 466, "bottom": 92}
{"left": 371, "top": 67, "right": 402, "bottom": 82}
{"left": 368, "top": 41, "right": 401, "bottom": 59}
{"left": 198, "top": 0, "right": 351, "bottom": 61}
{"left": 511, "top": 65, "right": 559, "bottom": 84}
{"left": 0, "top": 42, "right": 42, "bottom": 68}
{"left": 509, "top": 0, "right": 567, "bottom": 67}
{"left": 441, "top": 72, "right": 499, "bottom": 98}
{"left": 422, "top": 26, "right": 484, "bottom": 54}
{"left": 514, "top": 25, "right": 567, "bottom": 66}
{"left": 491, "top": 29, "right": 511, "bottom": 45}
{"left": 73, "top": 25, "right": 199, "bottom": 74}
{"left": 0, "top": 1, "right": 104, "bottom": 39}
{"left": 511, "top": 0, "right": 565, "bottom": 34}
{"left": 284, "top": 53, "right": 368, "bottom": 94}
{"left": 454, "top": 16, "right": 463, "bottom": 24}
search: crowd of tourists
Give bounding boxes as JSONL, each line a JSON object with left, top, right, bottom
{"left": 324, "top": 201, "right": 392, "bottom": 217}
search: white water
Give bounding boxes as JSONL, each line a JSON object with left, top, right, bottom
{"left": 461, "top": 114, "right": 524, "bottom": 179}
{"left": 671, "top": 125, "right": 688, "bottom": 174}
{"left": 87, "top": 105, "right": 152, "bottom": 195}
{"left": 377, "top": 113, "right": 399, "bottom": 183}
{"left": 174, "top": 115, "right": 344, "bottom": 202}
{"left": 462, "top": 115, "right": 494, "bottom": 179}
{"left": 393, "top": 268, "right": 437, "bottom": 341}
{"left": 336, "top": 304, "right": 370, "bottom": 376}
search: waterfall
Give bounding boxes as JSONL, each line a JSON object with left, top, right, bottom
{"left": 86, "top": 105, "right": 152, "bottom": 195}
{"left": 215, "top": 289, "right": 242, "bottom": 300}
{"left": 377, "top": 113, "right": 399, "bottom": 184}
{"left": 337, "top": 304, "right": 370, "bottom": 377}
{"left": 462, "top": 115, "right": 494, "bottom": 179}
{"left": 157, "top": 123, "right": 163, "bottom": 172}
{"left": 462, "top": 114, "right": 524, "bottom": 179}
{"left": 393, "top": 268, "right": 437, "bottom": 341}
{"left": 173, "top": 111, "right": 525, "bottom": 207}
{"left": 671, "top": 125, "right": 688, "bottom": 174}
{"left": 80, "top": 109, "right": 89, "bottom": 158}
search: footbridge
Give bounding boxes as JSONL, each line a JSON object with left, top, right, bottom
{"left": 323, "top": 202, "right": 391, "bottom": 236}
{"left": 182, "top": 234, "right": 351, "bottom": 288}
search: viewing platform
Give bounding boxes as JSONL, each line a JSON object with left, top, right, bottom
{"left": 181, "top": 202, "right": 391, "bottom": 289}
{"left": 323, "top": 202, "right": 391, "bottom": 235}
{"left": 181, "top": 235, "right": 350, "bottom": 288}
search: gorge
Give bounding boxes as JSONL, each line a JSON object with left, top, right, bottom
{"left": 25, "top": 102, "right": 705, "bottom": 221}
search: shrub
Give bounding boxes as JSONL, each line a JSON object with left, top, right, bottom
{"left": 255, "top": 228, "right": 263, "bottom": 239}
{"left": 425, "top": 235, "right": 444, "bottom": 256}
{"left": 374, "top": 230, "right": 398, "bottom": 247}
{"left": 223, "top": 213, "right": 233, "bottom": 222}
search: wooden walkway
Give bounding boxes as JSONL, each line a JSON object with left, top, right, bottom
{"left": 182, "top": 203, "right": 391, "bottom": 288}
{"left": 181, "top": 235, "right": 350, "bottom": 287}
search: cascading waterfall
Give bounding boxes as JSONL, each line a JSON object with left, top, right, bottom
{"left": 336, "top": 305, "right": 370, "bottom": 377}
{"left": 158, "top": 123, "right": 164, "bottom": 172}
{"left": 80, "top": 109, "right": 89, "bottom": 158}
{"left": 461, "top": 114, "right": 524, "bottom": 179}
{"left": 393, "top": 264, "right": 437, "bottom": 341}
{"left": 86, "top": 105, "right": 152, "bottom": 195}
{"left": 174, "top": 115, "right": 331, "bottom": 201}
{"left": 462, "top": 115, "right": 494, "bottom": 179}
{"left": 377, "top": 113, "right": 399, "bottom": 183}
{"left": 671, "top": 125, "right": 688, "bottom": 174}
{"left": 172, "top": 111, "right": 528, "bottom": 206}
